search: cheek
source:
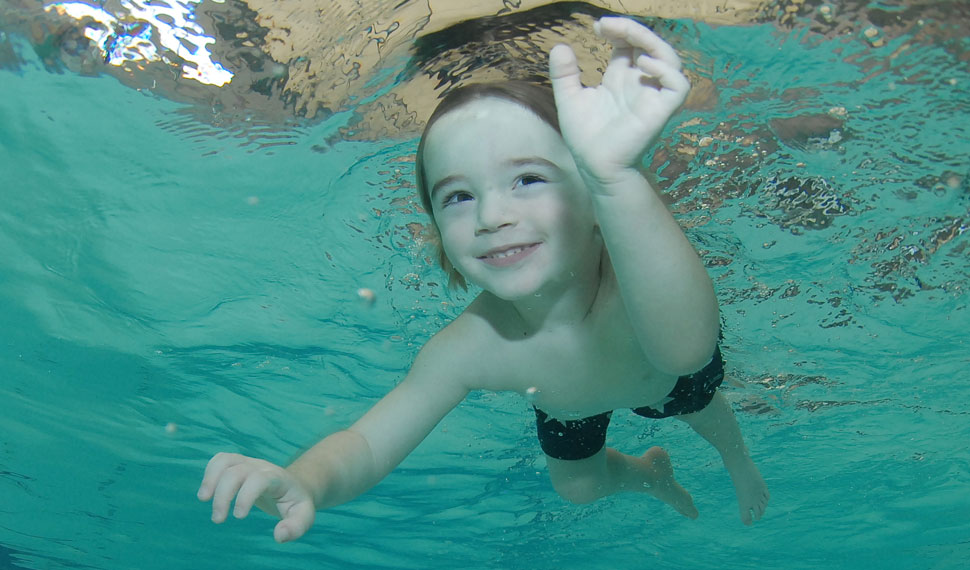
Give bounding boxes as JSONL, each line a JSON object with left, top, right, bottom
{"left": 562, "top": 186, "right": 596, "bottom": 229}
{"left": 550, "top": 204, "right": 599, "bottom": 253}
{"left": 542, "top": 195, "right": 588, "bottom": 232}
{"left": 437, "top": 222, "right": 466, "bottom": 263}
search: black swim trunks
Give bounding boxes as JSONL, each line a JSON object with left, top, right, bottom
{"left": 533, "top": 346, "right": 725, "bottom": 461}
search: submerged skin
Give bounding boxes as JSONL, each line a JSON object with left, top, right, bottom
{"left": 198, "top": 17, "right": 769, "bottom": 543}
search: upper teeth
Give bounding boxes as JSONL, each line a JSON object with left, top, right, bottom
{"left": 488, "top": 246, "right": 525, "bottom": 259}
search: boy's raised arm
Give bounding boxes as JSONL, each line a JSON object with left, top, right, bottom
{"left": 198, "top": 332, "right": 470, "bottom": 543}
{"left": 550, "top": 17, "right": 720, "bottom": 375}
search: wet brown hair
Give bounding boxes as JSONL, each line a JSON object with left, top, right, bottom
{"left": 415, "top": 81, "right": 560, "bottom": 290}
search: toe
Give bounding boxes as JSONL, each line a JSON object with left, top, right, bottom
{"left": 740, "top": 508, "right": 753, "bottom": 526}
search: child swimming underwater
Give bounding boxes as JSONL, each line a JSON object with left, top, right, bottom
{"left": 198, "top": 16, "right": 769, "bottom": 543}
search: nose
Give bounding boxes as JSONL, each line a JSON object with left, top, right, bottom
{"left": 475, "top": 193, "right": 515, "bottom": 235}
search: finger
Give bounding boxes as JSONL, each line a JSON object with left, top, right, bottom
{"left": 636, "top": 54, "right": 690, "bottom": 96}
{"left": 598, "top": 17, "right": 682, "bottom": 70}
{"left": 274, "top": 501, "right": 315, "bottom": 543}
{"left": 232, "top": 471, "right": 278, "bottom": 519}
{"left": 209, "top": 465, "right": 249, "bottom": 523}
{"left": 198, "top": 452, "right": 242, "bottom": 501}
{"left": 549, "top": 44, "right": 583, "bottom": 99}
{"left": 594, "top": 18, "right": 634, "bottom": 66}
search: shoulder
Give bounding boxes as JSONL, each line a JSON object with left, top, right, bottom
{"left": 411, "top": 294, "right": 508, "bottom": 391}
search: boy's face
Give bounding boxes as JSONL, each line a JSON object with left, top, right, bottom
{"left": 422, "top": 97, "right": 601, "bottom": 301}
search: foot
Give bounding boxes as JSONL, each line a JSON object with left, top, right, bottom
{"left": 639, "top": 446, "right": 699, "bottom": 519}
{"left": 723, "top": 454, "right": 769, "bottom": 525}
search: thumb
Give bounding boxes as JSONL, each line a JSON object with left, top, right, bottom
{"left": 273, "top": 501, "right": 315, "bottom": 543}
{"left": 274, "top": 521, "right": 294, "bottom": 543}
{"left": 549, "top": 44, "right": 583, "bottom": 99}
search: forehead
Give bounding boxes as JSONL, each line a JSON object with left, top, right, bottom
{"left": 423, "top": 97, "right": 565, "bottom": 169}
{"left": 431, "top": 96, "right": 549, "bottom": 130}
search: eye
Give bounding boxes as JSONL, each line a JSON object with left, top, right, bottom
{"left": 514, "top": 174, "right": 546, "bottom": 188}
{"left": 441, "top": 191, "right": 473, "bottom": 207}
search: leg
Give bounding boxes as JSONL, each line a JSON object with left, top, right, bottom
{"left": 546, "top": 447, "right": 699, "bottom": 519}
{"left": 676, "top": 390, "right": 770, "bottom": 525}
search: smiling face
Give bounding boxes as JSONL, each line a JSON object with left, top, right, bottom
{"left": 422, "top": 97, "right": 601, "bottom": 301}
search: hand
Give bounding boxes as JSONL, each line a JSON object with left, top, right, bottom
{"left": 550, "top": 17, "right": 690, "bottom": 188}
{"left": 198, "top": 452, "right": 316, "bottom": 543}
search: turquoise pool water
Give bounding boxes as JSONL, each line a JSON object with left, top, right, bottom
{"left": 2, "top": 6, "right": 969, "bottom": 570}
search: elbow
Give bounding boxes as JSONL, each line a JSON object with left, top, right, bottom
{"left": 650, "top": 301, "right": 720, "bottom": 376}
{"left": 651, "top": 332, "right": 720, "bottom": 377}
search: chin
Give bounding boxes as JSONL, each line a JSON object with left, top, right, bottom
{"left": 488, "top": 288, "right": 535, "bottom": 302}
{"left": 467, "top": 274, "right": 540, "bottom": 302}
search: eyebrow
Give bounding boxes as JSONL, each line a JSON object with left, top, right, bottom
{"left": 506, "top": 156, "right": 558, "bottom": 170}
{"left": 430, "top": 174, "right": 466, "bottom": 199}
{"left": 429, "top": 156, "right": 560, "bottom": 198}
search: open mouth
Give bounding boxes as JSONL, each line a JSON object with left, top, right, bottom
{"left": 478, "top": 243, "right": 540, "bottom": 267}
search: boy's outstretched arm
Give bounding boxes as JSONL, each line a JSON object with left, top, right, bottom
{"left": 550, "top": 17, "right": 719, "bottom": 375}
{"left": 198, "top": 332, "right": 471, "bottom": 542}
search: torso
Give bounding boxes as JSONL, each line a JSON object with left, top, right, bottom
{"left": 446, "top": 266, "right": 679, "bottom": 420}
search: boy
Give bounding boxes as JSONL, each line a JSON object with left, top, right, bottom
{"left": 198, "top": 16, "right": 769, "bottom": 543}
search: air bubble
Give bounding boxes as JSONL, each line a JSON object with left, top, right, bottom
{"left": 357, "top": 288, "right": 376, "bottom": 306}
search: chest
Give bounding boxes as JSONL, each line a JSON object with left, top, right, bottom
{"left": 485, "top": 299, "right": 677, "bottom": 418}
